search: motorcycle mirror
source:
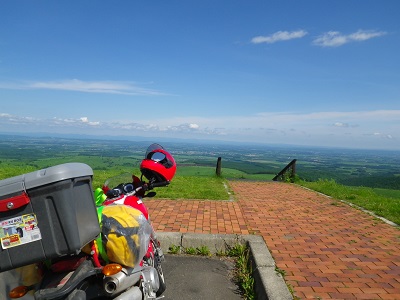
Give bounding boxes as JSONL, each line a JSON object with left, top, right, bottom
{"left": 145, "top": 191, "right": 157, "bottom": 198}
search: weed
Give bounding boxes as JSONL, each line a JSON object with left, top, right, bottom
{"left": 216, "top": 249, "right": 227, "bottom": 257}
{"left": 184, "top": 247, "right": 197, "bottom": 255}
{"left": 275, "top": 266, "right": 286, "bottom": 277}
{"left": 222, "top": 243, "right": 255, "bottom": 300}
{"left": 168, "top": 244, "right": 181, "bottom": 254}
{"left": 286, "top": 283, "right": 301, "bottom": 300}
{"left": 196, "top": 245, "right": 211, "bottom": 256}
{"left": 226, "top": 243, "right": 247, "bottom": 257}
{"left": 235, "top": 247, "right": 255, "bottom": 300}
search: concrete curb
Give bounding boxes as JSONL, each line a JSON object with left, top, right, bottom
{"left": 156, "top": 232, "right": 293, "bottom": 300}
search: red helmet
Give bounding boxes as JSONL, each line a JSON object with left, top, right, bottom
{"left": 140, "top": 143, "right": 176, "bottom": 182}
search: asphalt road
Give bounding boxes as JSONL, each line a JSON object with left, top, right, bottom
{"left": 0, "top": 255, "right": 243, "bottom": 300}
{"left": 162, "top": 254, "right": 243, "bottom": 300}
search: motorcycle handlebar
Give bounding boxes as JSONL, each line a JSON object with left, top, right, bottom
{"left": 148, "top": 181, "right": 170, "bottom": 189}
{"left": 107, "top": 180, "right": 170, "bottom": 198}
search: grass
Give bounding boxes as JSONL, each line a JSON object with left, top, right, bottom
{"left": 229, "top": 244, "right": 255, "bottom": 300}
{"left": 176, "top": 165, "right": 275, "bottom": 180}
{"left": 298, "top": 179, "right": 400, "bottom": 225}
{"left": 149, "top": 165, "right": 274, "bottom": 200}
{"left": 154, "top": 175, "right": 231, "bottom": 200}
{"left": 373, "top": 188, "right": 400, "bottom": 199}
{"left": 2, "top": 161, "right": 398, "bottom": 225}
{"left": 93, "top": 166, "right": 272, "bottom": 201}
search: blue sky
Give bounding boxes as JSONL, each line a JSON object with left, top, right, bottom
{"left": 1, "top": 1, "right": 399, "bottom": 150}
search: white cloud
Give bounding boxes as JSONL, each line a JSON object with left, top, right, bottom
{"left": 166, "top": 123, "right": 201, "bottom": 132}
{"left": 251, "top": 30, "right": 308, "bottom": 44}
{"left": 349, "top": 30, "right": 386, "bottom": 41}
{"left": 0, "top": 110, "right": 399, "bottom": 149}
{"left": 0, "top": 79, "right": 167, "bottom": 96}
{"left": 370, "top": 132, "right": 393, "bottom": 139}
{"left": 313, "top": 30, "right": 387, "bottom": 47}
{"left": 334, "top": 122, "right": 349, "bottom": 128}
{"left": 253, "top": 110, "right": 400, "bottom": 125}
{"left": 80, "top": 117, "right": 100, "bottom": 126}
{"left": 0, "top": 113, "right": 39, "bottom": 124}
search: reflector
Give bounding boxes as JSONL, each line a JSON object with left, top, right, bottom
{"left": 9, "top": 286, "right": 29, "bottom": 298}
{"left": 102, "top": 263, "right": 123, "bottom": 276}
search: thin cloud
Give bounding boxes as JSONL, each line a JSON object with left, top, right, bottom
{"left": 333, "top": 122, "right": 359, "bottom": 129}
{"left": 51, "top": 116, "right": 101, "bottom": 127}
{"left": 0, "top": 79, "right": 167, "bottom": 96}
{"left": 251, "top": 30, "right": 308, "bottom": 44}
{"left": 165, "top": 123, "right": 201, "bottom": 133}
{"left": 1, "top": 110, "right": 398, "bottom": 149}
{"left": 334, "top": 122, "right": 350, "bottom": 128}
{"left": 367, "top": 132, "right": 393, "bottom": 139}
{"left": 79, "top": 117, "right": 100, "bottom": 126}
{"left": 313, "top": 30, "right": 387, "bottom": 47}
{"left": 150, "top": 110, "right": 400, "bottom": 131}
{"left": 255, "top": 110, "right": 400, "bottom": 123}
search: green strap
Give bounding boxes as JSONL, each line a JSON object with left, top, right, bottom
{"left": 96, "top": 205, "right": 109, "bottom": 264}
{"left": 94, "top": 188, "right": 107, "bottom": 206}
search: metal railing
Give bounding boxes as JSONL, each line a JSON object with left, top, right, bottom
{"left": 272, "top": 159, "right": 297, "bottom": 182}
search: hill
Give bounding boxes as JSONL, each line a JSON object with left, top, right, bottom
{"left": 0, "top": 134, "right": 399, "bottom": 190}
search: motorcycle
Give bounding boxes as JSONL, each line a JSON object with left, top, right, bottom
{"left": 9, "top": 143, "right": 176, "bottom": 300}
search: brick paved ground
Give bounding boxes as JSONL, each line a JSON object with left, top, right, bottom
{"left": 146, "top": 181, "right": 400, "bottom": 299}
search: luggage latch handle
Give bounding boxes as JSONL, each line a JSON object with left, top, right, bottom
{"left": 0, "top": 192, "right": 31, "bottom": 212}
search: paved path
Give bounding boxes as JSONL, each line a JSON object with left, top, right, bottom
{"left": 146, "top": 181, "right": 400, "bottom": 300}
{"left": 162, "top": 254, "right": 242, "bottom": 300}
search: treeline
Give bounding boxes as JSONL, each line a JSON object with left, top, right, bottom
{"left": 221, "top": 161, "right": 280, "bottom": 175}
{"left": 1, "top": 135, "right": 399, "bottom": 191}
{"left": 336, "top": 175, "right": 400, "bottom": 190}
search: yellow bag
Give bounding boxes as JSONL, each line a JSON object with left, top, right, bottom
{"left": 99, "top": 205, "right": 152, "bottom": 268}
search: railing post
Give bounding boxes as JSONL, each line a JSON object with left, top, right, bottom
{"left": 291, "top": 159, "right": 296, "bottom": 179}
{"left": 216, "top": 157, "right": 222, "bottom": 176}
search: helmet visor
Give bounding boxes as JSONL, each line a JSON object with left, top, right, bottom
{"left": 148, "top": 151, "right": 166, "bottom": 162}
{"left": 146, "top": 151, "right": 174, "bottom": 169}
{"left": 145, "top": 143, "right": 164, "bottom": 158}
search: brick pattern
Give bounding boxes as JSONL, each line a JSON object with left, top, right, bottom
{"left": 148, "top": 199, "right": 248, "bottom": 235}
{"left": 145, "top": 181, "right": 400, "bottom": 299}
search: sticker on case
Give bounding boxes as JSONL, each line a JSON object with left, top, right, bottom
{"left": 0, "top": 213, "right": 42, "bottom": 249}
